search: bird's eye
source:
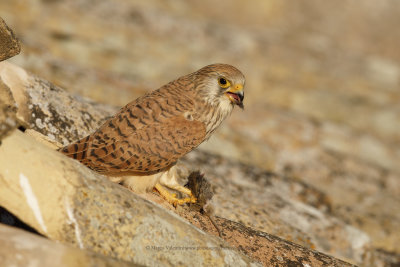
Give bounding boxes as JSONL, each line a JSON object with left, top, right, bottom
{"left": 218, "top": 77, "right": 230, "bottom": 88}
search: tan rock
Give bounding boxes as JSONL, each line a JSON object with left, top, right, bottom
{"left": 181, "top": 151, "right": 372, "bottom": 265}
{"left": 1, "top": 60, "right": 396, "bottom": 266}
{"left": 0, "top": 17, "right": 20, "bottom": 62}
{"left": 179, "top": 150, "right": 400, "bottom": 266}
{"left": 0, "top": 131, "right": 260, "bottom": 266}
{"left": 0, "top": 0, "right": 399, "bottom": 265}
{"left": 1, "top": 0, "right": 400, "bottom": 170}
{"left": 222, "top": 106, "right": 400, "bottom": 256}
{"left": 0, "top": 61, "right": 117, "bottom": 145}
{"left": 0, "top": 65, "right": 356, "bottom": 266}
{"left": 0, "top": 223, "right": 137, "bottom": 267}
{"left": 0, "top": 78, "right": 17, "bottom": 139}
{"left": 193, "top": 216, "right": 354, "bottom": 267}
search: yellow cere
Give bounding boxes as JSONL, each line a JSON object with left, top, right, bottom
{"left": 230, "top": 84, "right": 243, "bottom": 93}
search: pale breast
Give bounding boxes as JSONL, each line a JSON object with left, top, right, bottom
{"left": 195, "top": 99, "right": 234, "bottom": 138}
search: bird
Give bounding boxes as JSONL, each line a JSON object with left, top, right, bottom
{"left": 60, "top": 63, "right": 245, "bottom": 206}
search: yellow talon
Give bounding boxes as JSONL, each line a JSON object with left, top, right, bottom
{"left": 155, "top": 183, "right": 196, "bottom": 206}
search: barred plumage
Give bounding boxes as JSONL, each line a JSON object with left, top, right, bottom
{"left": 60, "top": 63, "right": 245, "bottom": 201}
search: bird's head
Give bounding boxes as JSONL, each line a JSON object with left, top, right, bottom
{"left": 193, "top": 63, "right": 245, "bottom": 110}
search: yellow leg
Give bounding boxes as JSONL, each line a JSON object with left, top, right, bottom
{"left": 168, "top": 184, "right": 197, "bottom": 204}
{"left": 155, "top": 183, "right": 196, "bottom": 206}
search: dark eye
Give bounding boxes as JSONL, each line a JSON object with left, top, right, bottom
{"left": 218, "top": 77, "right": 230, "bottom": 88}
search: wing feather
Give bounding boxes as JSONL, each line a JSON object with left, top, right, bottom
{"left": 60, "top": 80, "right": 205, "bottom": 174}
{"left": 62, "top": 115, "right": 205, "bottom": 173}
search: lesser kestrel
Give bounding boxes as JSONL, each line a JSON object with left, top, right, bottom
{"left": 61, "top": 63, "right": 245, "bottom": 205}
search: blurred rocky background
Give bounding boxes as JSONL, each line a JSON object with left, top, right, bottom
{"left": 1, "top": 0, "right": 400, "bottom": 266}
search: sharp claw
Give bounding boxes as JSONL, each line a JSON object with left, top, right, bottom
{"left": 155, "top": 183, "right": 197, "bottom": 206}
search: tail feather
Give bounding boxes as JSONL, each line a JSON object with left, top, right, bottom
{"left": 60, "top": 135, "right": 114, "bottom": 173}
{"left": 59, "top": 135, "right": 91, "bottom": 161}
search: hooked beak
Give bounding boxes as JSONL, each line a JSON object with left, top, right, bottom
{"left": 225, "top": 84, "right": 244, "bottom": 109}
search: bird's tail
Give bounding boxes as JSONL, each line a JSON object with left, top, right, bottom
{"left": 59, "top": 135, "right": 91, "bottom": 161}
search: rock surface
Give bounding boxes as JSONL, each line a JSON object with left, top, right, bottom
{"left": 0, "top": 55, "right": 398, "bottom": 267}
{"left": 1, "top": 1, "right": 400, "bottom": 266}
{"left": 0, "top": 130, "right": 260, "bottom": 266}
{"left": 0, "top": 17, "right": 20, "bottom": 140}
{"left": 0, "top": 61, "right": 357, "bottom": 266}
{"left": 0, "top": 224, "right": 137, "bottom": 267}
{"left": 181, "top": 151, "right": 400, "bottom": 266}
{"left": 2, "top": 0, "right": 399, "bottom": 171}
{"left": 0, "top": 61, "right": 117, "bottom": 145}
{"left": 176, "top": 208, "right": 355, "bottom": 267}
{"left": 221, "top": 106, "right": 400, "bottom": 258}
{"left": 0, "top": 17, "right": 20, "bottom": 62}
{"left": 0, "top": 77, "right": 17, "bottom": 139}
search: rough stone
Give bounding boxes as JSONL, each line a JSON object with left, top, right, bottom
{"left": 181, "top": 151, "right": 372, "bottom": 264}
{"left": 0, "top": 131, "right": 260, "bottom": 266}
{"left": 0, "top": 61, "right": 117, "bottom": 145}
{"left": 1, "top": 1, "right": 400, "bottom": 263}
{"left": 2, "top": 0, "right": 399, "bottom": 171}
{"left": 0, "top": 17, "right": 20, "bottom": 62}
{"left": 217, "top": 106, "right": 400, "bottom": 258}
{"left": 0, "top": 130, "right": 356, "bottom": 266}
{"left": 0, "top": 223, "right": 138, "bottom": 267}
{"left": 173, "top": 206, "right": 356, "bottom": 267}
{"left": 1, "top": 59, "right": 397, "bottom": 266}
{"left": 0, "top": 78, "right": 17, "bottom": 140}
{"left": 196, "top": 217, "right": 355, "bottom": 267}
{"left": 181, "top": 151, "right": 400, "bottom": 266}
